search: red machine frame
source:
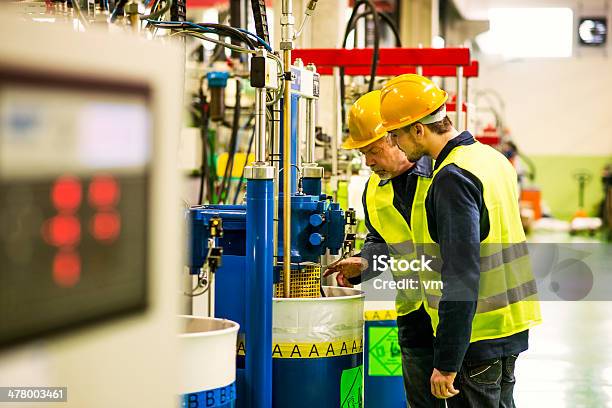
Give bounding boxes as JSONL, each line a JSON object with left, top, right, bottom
{"left": 292, "top": 47, "right": 479, "bottom": 127}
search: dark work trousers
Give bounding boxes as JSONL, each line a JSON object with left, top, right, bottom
{"left": 401, "top": 346, "right": 446, "bottom": 408}
{"left": 447, "top": 355, "right": 519, "bottom": 408}
{"left": 401, "top": 348, "right": 520, "bottom": 408}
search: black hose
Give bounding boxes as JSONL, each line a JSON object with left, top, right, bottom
{"left": 350, "top": 10, "right": 401, "bottom": 47}
{"left": 218, "top": 79, "right": 242, "bottom": 203}
{"left": 340, "top": 0, "right": 381, "bottom": 132}
{"left": 197, "top": 79, "right": 210, "bottom": 205}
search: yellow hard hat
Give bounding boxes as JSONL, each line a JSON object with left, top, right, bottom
{"left": 380, "top": 74, "right": 448, "bottom": 132}
{"left": 343, "top": 90, "right": 387, "bottom": 150}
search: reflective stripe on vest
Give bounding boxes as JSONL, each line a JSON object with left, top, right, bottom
{"left": 365, "top": 173, "right": 432, "bottom": 316}
{"left": 416, "top": 141, "right": 542, "bottom": 342}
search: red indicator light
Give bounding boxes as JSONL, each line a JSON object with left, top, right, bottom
{"left": 53, "top": 250, "right": 81, "bottom": 288}
{"left": 91, "top": 211, "right": 121, "bottom": 243}
{"left": 51, "top": 176, "right": 82, "bottom": 212}
{"left": 42, "top": 215, "right": 81, "bottom": 247}
{"left": 89, "top": 175, "right": 120, "bottom": 209}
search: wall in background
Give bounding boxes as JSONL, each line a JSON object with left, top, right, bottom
{"left": 474, "top": 56, "right": 612, "bottom": 219}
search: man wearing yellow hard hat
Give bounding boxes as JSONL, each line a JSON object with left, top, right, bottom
{"left": 323, "top": 90, "right": 444, "bottom": 408}
{"left": 380, "top": 74, "right": 542, "bottom": 407}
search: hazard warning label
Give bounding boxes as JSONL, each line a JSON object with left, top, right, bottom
{"left": 368, "top": 327, "right": 402, "bottom": 376}
{"left": 236, "top": 334, "right": 364, "bottom": 359}
{"left": 340, "top": 365, "right": 363, "bottom": 408}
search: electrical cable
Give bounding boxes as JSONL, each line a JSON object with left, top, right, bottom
{"left": 140, "top": 0, "right": 172, "bottom": 20}
{"left": 236, "top": 27, "right": 273, "bottom": 51}
{"left": 168, "top": 30, "right": 255, "bottom": 54}
{"left": 194, "top": 22, "right": 258, "bottom": 49}
{"left": 233, "top": 124, "right": 256, "bottom": 204}
{"left": 148, "top": 20, "right": 258, "bottom": 51}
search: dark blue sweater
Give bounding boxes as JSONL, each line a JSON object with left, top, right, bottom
{"left": 426, "top": 132, "right": 528, "bottom": 372}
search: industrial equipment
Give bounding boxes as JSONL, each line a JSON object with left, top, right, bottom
{"left": 0, "top": 13, "right": 184, "bottom": 408}
{"left": 187, "top": 52, "right": 363, "bottom": 406}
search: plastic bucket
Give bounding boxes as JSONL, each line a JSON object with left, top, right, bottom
{"left": 179, "top": 315, "right": 240, "bottom": 408}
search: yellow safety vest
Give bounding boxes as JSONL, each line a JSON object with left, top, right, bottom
{"left": 365, "top": 172, "right": 432, "bottom": 316}
{"left": 415, "top": 141, "right": 542, "bottom": 342}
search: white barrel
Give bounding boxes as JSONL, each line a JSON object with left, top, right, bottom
{"left": 178, "top": 315, "right": 239, "bottom": 396}
{"left": 271, "top": 286, "right": 365, "bottom": 407}
{"left": 273, "top": 286, "right": 364, "bottom": 344}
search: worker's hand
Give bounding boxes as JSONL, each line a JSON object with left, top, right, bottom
{"left": 323, "top": 257, "right": 367, "bottom": 288}
{"left": 430, "top": 368, "right": 459, "bottom": 399}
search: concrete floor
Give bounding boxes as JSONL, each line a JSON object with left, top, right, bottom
{"left": 515, "top": 301, "right": 612, "bottom": 407}
{"left": 515, "top": 231, "right": 612, "bottom": 407}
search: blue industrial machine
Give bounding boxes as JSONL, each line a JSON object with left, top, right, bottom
{"left": 186, "top": 52, "right": 360, "bottom": 408}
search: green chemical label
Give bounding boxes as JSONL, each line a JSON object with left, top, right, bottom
{"left": 368, "top": 327, "right": 402, "bottom": 376}
{"left": 340, "top": 365, "right": 363, "bottom": 408}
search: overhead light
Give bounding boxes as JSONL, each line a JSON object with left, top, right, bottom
{"left": 578, "top": 18, "right": 607, "bottom": 46}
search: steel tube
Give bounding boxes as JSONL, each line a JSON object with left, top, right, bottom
{"left": 281, "top": 0, "right": 294, "bottom": 299}
{"left": 330, "top": 66, "right": 341, "bottom": 199}
{"left": 255, "top": 87, "right": 267, "bottom": 163}
{"left": 305, "top": 98, "right": 315, "bottom": 163}
{"left": 282, "top": 51, "right": 292, "bottom": 299}
{"left": 455, "top": 65, "right": 464, "bottom": 130}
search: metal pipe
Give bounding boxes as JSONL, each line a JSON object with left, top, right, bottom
{"left": 282, "top": 54, "right": 292, "bottom": 298}
{"left": 295, "top": 97, "right": 303, "bottom": 168}
{"left": 255, "top": 87, "right": 267, "bottom": 163}
{"left": 281, "top": 0, "right": 294, "bottom": 298}
{"left": 455, "top": 65, "right": 464, "bottom": 130}
{"left": 304, "top": 62, "right": 317, "bottom": 164}
{"left": 273, "top": 99, "right": 281, "bottom": 262}
{"left": 305, "top": 97, "right": 315, "bottom": 163}
{"left": 330, "top": 66, "right": 341, "bottom": 199}
{"left": 464, "top": 78, "right": 469, "bottom": 132}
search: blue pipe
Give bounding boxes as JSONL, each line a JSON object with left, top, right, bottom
{"left": 245, "top": 177, "right": 274, "bottom": 408}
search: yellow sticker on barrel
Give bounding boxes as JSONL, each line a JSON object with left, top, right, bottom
{"left": 236, "top": 334, "right": 363, "bottom": 359}
{"left": 364, "top": 310, "right": 397, "bottom": 321}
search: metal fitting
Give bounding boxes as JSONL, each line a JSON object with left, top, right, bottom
{"left": 244, "top": 165, "right": 275, "bottom": 180}
{"left": 280, "top": 15, "right": 295, "bottom": 25}
{"left": 124, "top": 2, "right": 138, "bottom": 14}
{"left": 301, "top": 165, "right": 324, "bottom": 179}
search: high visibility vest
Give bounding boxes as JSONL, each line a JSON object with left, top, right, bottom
{"left": 415, "top": 141, "right": 542, "bottom": 342}
{"left": 365, "top": 173, "right": 432, "bottom": 316}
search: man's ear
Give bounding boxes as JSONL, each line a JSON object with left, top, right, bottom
{"left": 413, "top": 123, "right": 426, "bottom": 140}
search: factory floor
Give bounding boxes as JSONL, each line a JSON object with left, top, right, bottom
{"left": 514, "top": 231, "right": 612, "bottom": 407}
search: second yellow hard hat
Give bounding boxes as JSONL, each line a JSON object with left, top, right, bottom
{"left": 343, "top": 90, "right": 387, "bottom": 150}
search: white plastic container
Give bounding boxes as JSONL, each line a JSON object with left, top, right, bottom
{"left": 178, "top": 315, "right": 239, "bottom": 405}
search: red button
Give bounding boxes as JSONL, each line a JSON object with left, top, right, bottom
{"left": 53, "top": 250, "right": 81, "bottom": 288}
{"left": 42, "top": 215, "right": 81, "bottom": 248}
{"left": 51, "top": 176, "right": 82, "bottom": 212}
{"left": 91, "top": 211, "right": 121, "bottom": 243}
{"left": 88, "top": 175, "right": 120, "bottom": 209}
